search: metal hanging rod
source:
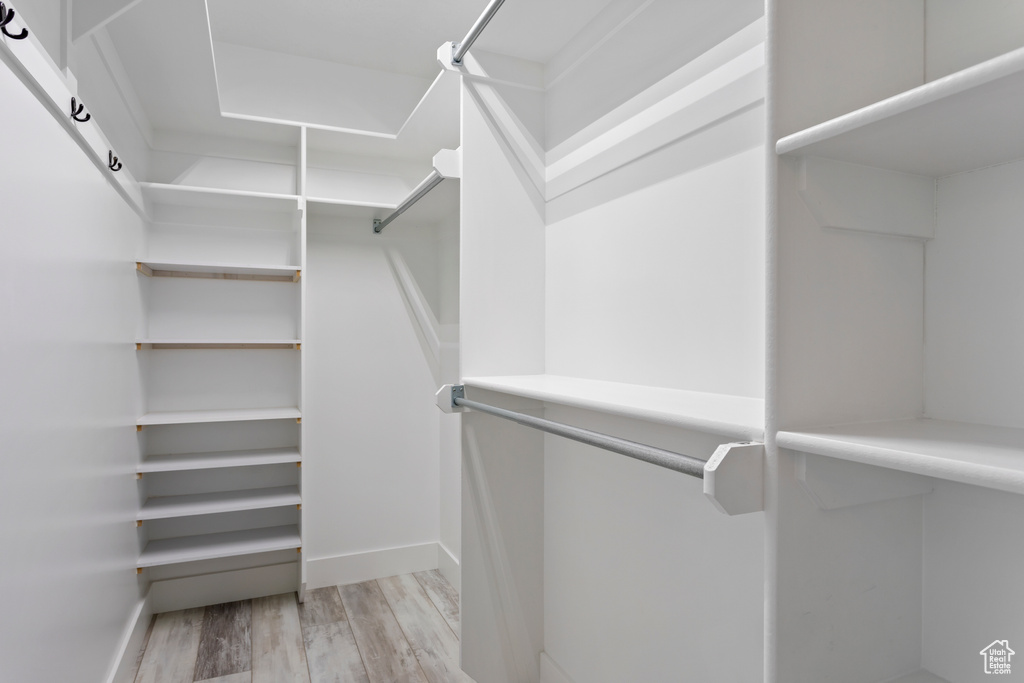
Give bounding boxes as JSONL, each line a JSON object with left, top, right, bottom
{"left": 373, "top": 169, "right": 445, "bottom": 234}
{"left": 451, "top": 0, "right": 506, "bottom": 65}
{"left": 447, "top": 385, "right": 706, "bottom": 479}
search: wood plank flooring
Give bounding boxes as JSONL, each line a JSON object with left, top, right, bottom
{"left": 132, "top": 571, "right": 472, "bottom": 683}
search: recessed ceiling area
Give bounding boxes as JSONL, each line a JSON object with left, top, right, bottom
{"left": 100, "top": 0, "right": 636, "bottom": 149}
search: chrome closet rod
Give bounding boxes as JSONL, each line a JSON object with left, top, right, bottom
{"left": 451, "top": 386, "right": 706, "bottom": 479}
{"left": 373, "top": 169, "right": 445, "bottom": 234}
{"left": 451, "top": 0, "right": 506, "bottom": 65}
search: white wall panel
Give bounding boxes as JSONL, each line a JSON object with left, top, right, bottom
{"left": 543, "top": 406, "right": 763, "bottom": 683}
{"left": 546, "top": 144, "right": 765, "bottom": 398}
{"left": 925, "top": 0, "right": 1024, "bottom": 81}
{"left": 302, "top": 224, "right": 440, "bottom": 580}
{"left": 0, "top": 59, "right": 143, "bottom": 683}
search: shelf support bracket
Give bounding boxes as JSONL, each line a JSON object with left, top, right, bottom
{"left": 704, "top": 442, "right": 765, "bottom": 515}
{"left": 795, "top": 452, "right": 933, "bottom": 510}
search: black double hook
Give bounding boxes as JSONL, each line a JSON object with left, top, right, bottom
{"left": 71, "top": 97, "right": 91, "bottom": 123}
{"left": 108, "top": 150, "right": 122, "bottom": 172}
{"left": 0, "top": 2, "right": 28, "bottom": 40}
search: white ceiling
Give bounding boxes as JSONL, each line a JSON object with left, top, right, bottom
{"left": 105, "top": 0, "right": 619, "bottom": 147}
{"left": 207, "top": 0, "right": 489, "bottom": 80}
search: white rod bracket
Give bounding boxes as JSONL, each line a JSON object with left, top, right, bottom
{"left": 436, "top": 383, "right": 466, "bottom": 413}
{"left": 704, "top": 442, "right": 765, "bottom": 515}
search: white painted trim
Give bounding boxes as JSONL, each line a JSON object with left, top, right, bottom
{"left": 437, "top": 541, "right": 461, "bottom": 593}
{"left": 103, "top": 593, "right": 152, "bottom": 683}
{"left": 540, "top": 652, "right": 577, "bottom": 683}
{"left": 306, "top": 542, "right": 439, "bottom": 588}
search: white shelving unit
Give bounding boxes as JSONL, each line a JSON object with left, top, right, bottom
{"left": 135, "top": 179, "right": 305, "bottom": 599}
{"left": 770, "top": 5, "right": 1024, "bottom": 683}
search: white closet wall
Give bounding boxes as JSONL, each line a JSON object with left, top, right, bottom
{"left": 0, "top": 59, "right": 145, "bottom": 682}
{"left": 302, "top": 218, "right": 454, "bottom": 585}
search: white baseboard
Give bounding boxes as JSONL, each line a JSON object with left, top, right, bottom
{"left": 150, "top": 561, "right": 299, "bottom": 613}
{"left": 104, "top": 594, "right": 153, "bottom": 683}
{"left": 437, "top": 542, "right": 461, "bottom": 594}
{"left": 306, "top": 542, "right": 439, "bottom": 588}
{"left": 540, "top": 652, "right": 576, "bottom": 683}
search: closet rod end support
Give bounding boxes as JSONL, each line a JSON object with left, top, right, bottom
{"left": 703, "top": 442, "right": 765, "bottom": 516}
{"left": 436, "top": 384, "right": 466, "bottom": 413}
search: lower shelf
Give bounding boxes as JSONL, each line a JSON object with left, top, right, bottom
{"left": 138, "top": 525, "right": 301, "bottom": 568}
{"left": 138, "top": 485, "right": 301, "bottom": 521}
{"left": 778, "top": 417, "right": 1024, "bottom": 495}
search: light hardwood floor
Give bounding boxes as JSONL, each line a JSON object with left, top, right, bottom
{"left": 132, "top": 571, "right": 473, "bottom": 683}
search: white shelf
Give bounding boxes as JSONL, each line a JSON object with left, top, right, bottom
{"left": 139, "top": 447, "right": 301, "bottom": 473}
{"left": 137, "top": 260, "right": 300, "bottom": 281}
{"left": 138, "top": 485, "right": 301, "bottom": 521}
{"left": 137, "top": 525, "right": 301, "bottom": 568}
{"left": 140, "top": 182, "right": 301, "bottom": 213}
{"left": 778, "top": 418, "right": 1024, "bottom": 495}
{"left": 136, "top": 339, "right": 301, "bottom": 350}
{"left": 137, "top": 407, "right": 301, "bottom": 427}
{"left": 462, "top": 374, "right": 764, "bottom": 441}
{"left": 306, "top": 196, "right": 396, "bottom": 220}
{"left": 776, "top": 46, "right": 1024, "bottom": 177}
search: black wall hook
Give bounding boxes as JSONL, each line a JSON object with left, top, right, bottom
{"left": 0, "top": 2, "right": 29, "bottom": 40}
{"left": 71, "top": 97, "right": 91, "bottom": 123}
{"left": 108, "top": 151, "right": 122, "bottom": 172}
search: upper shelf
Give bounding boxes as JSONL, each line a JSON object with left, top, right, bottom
{"left": 138, "top": 407, "right": 301, "bottom": 427}
{"left": 140, "top": 183, "right": 301, "bottom": 213}
{"left": 776, "top": 46, "right": 1024, "bottom": 177}
{"left": 137, "top": 261, "right": 300, "bottom": 282}
{"left": 778, "top": 418, "right": 1024, "bottom": 496}
{"left": 462, "top": 375, "right": 764, "bottom": 441}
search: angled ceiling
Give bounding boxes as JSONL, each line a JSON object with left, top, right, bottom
{"left": 103, "top": 0, "right": 620, "bottom": 149}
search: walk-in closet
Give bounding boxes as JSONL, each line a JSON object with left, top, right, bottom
{"left": 2, "top": 1, "right": 1023, "bottom": 682}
